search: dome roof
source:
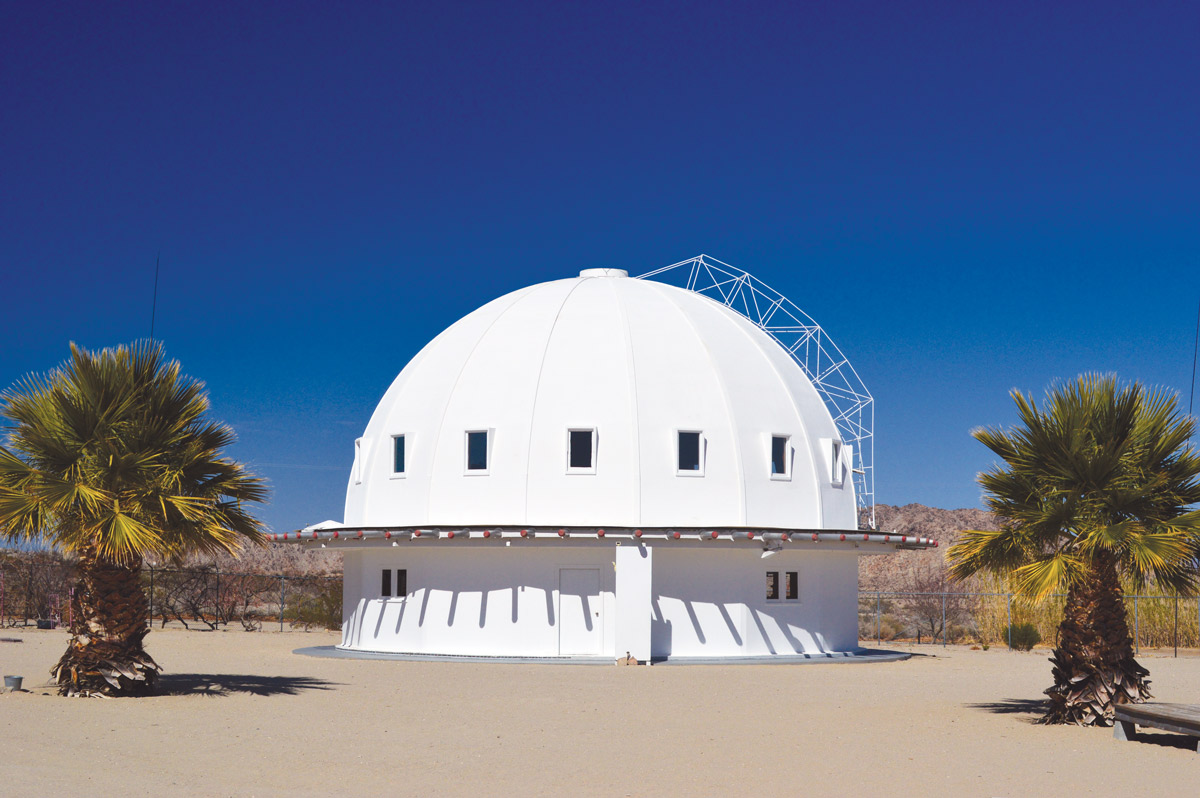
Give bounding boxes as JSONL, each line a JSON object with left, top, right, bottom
{"left": 344, "top": 270, "right": 857, "bottom": 530}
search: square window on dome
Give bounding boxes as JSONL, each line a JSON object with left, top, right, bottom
{"left": 676, "top": 430, "right": 703, "bottom": 475}
{"left": 568, "top": 428, "right": 595, "bottom": 472}
{"left": 771, "top": 435, "right": 789, "bottom": 479}
{"left": 466, "top": 430, "right": 490, "bottom": 472}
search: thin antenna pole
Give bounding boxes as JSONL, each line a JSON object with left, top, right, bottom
{"left": 150, "top": 251, "right": 161, "bottom": 340}
{"left": 1189, "top": 297, "right": 1200, "bottom": 417}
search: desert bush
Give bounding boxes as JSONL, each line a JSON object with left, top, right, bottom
{"left": 946, "top": 623, "right": 973, "bottom": 644}
{"left": 0, "top": 550, "right": 74, "bottom": 626}
{"left": 1006, "top": 622, "right": 1041, "bottom": 651}
{"left": 285, "top": 578, "right": 342, "bottom": 631}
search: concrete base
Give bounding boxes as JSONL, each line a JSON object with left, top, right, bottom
{"left": 294, "top": 645, "right": 912, "bottom": 665}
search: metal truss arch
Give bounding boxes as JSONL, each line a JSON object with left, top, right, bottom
{"left": 638, "top": 255, "right": 876, "bottom": 529}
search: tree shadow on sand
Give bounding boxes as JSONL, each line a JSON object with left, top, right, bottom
{"left": 158, "top": 673, "right": 338, "bottom": 697}
{"left": 969, "top": 699, "right": 1200, "bottom": 750}
{"left": 967, "top": 698, "right": 1048, "bottom": 723}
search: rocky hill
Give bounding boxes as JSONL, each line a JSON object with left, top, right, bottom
{"left": 859, "top": 503, "right": 999, "bottom": 591}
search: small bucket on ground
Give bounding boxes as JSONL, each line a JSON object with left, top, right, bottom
{"left": 4, "top": 675, "right": 23, "bottom": 692}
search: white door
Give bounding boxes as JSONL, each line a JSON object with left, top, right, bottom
{"left": 558, "top": 569, "right": 602, "bottom": 656}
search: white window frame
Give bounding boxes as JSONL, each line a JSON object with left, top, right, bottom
{"left": 566, "top": 427, "right": 598, "bottom": 475}
{"left": 821, "top": 437, "right": 846, "bottom": 486}
{"left": 769, "top": 433, "right": 792, "bottom": 481}
{"left": 390, "top": 433, "right": 408, "bottom": 479}
{"left": 353, "top": 437, "right": 367, "bottom": 485}
{"left": 765, "top": 570, "right": 781, "bottom": 601}
{"left": 785, "top": 570, "right": 800, "bottom": 602}
{"left": 675, "top": 429, "right": 705, "bottom": 477}
{"left": 464, "top": 429, "right": 492, "bottom": 475}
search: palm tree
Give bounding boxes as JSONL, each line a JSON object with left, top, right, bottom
{"left": 0, "top": 342, "right": 267, "bottom": 696}
{"left": 947, "top": 375, "right": 1200, "bottom": 726}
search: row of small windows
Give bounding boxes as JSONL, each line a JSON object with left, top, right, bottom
{"left": 766, "top": 571, "right": 799, "bottom": 601}
{"left": 361, "top": 431, "right": 843, "bottom": 483}
{"left": 381, "top": 568, "right": 408, "bottom": 597}
{"left": 386, "top": 567, "right": 796, "bottom": 603}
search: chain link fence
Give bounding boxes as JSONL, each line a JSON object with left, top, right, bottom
{"left": 5, "top": 553, "right": 1195, "bottom": 650}
{"left": 860, "top": 591, "right": 1200, "bottom": 654}
{"left": 0, "top": 555, "right": 342, "bottom": 632}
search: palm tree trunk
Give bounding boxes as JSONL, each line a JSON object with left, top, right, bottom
{"left": 51, "top": 549, "right": 160, "bottom": 696}
{"left": 1043, "top": 550, "right": 1150, "bottom": 725}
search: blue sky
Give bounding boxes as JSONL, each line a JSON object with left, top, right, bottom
{"left": 2, "top": 1, "right": 1198, "bottom": 532}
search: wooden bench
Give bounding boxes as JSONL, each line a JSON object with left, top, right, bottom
{"left": 1113, "top": 703, "right": 1200, "bottom": 752}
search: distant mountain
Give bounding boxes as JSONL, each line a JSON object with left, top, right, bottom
{"left": 873, "top": 503, "right": 998, "bottom": 543}
{"left": 859, "top": 503, "right": 999, "bottom": 590}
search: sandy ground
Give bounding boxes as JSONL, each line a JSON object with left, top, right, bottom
{"left": 1, "top": 630, "right": 1198, "bottom": 797}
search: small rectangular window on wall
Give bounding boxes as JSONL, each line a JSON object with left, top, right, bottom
{"left": 466, "top": 430, "right": 489, "bottom": 472}
{"left": 785, "top": 571, "right": 798, "bottom": 600}
{"left": 381, "top": 569, "right": 392, "bottom": 597}
{"left": 568, "top": 428, "right": 595, "bottom": 471}
{"left": 677, "top": 431, "right": 702, "bottom": 474}
{"left": 766, "top": 571, "right": 779, "bottom": 600}
{"left": 393, "top": 435, "right": 406, "bottom": 475}
{"left": 771, "top": 435, "right": 789, "bottom": 478}
{"left": 396, "top": 569, "right": 407, "bottom": 597}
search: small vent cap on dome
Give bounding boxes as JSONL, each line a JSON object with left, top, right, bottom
{"left": 578, "top": 268, "right": 628, "bottom": 278}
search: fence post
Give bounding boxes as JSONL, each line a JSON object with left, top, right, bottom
{"left": 942, "top": 593, "right": 947, "bottom": 647}
{"left": 1134, "top": 596, "right": 1139, "bottom": 654}
{"left": 279, "top": 576, "right": 286, "bottom": 632}
{"left": 26, "top": 560, "right": 33, "bottom": 626}
{"left": 148, "top": 566, "right": 154, "bottom": 626}
{"left": 1007, "top": 594, "right": 1012, "bottom": 650}
{"left": 875, "top": 593, "right": 881, "bottom": 644}
{"left": 1175, "top": 594, "right": 1179, "bottom": 658}
{"left": 215, "top": 569, "right": 221, "bottom": 628}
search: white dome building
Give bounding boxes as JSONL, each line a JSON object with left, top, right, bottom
{"left": 278, "top": 258, "right": 934, "bottom": 661}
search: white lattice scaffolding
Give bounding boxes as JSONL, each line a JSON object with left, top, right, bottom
{"left": 639, "top": 254, "right": 876, "bottom": 529}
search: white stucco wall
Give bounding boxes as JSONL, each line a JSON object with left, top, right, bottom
{"left": 340, "top": 543, "right": 860, "bottom": 659}
{"left": 341, "top": 546, "right": 617, "bottom": 657}
{"left": 650, "top": 548, "right": 860, "bottom": 658}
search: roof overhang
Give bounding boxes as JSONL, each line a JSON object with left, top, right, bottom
{"left": 270, "top": 524, "right": 937, "bottom": 552}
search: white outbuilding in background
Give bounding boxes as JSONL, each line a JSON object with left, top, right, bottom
{"left": 275, "top": 256, "right": 934, "bottom": 661}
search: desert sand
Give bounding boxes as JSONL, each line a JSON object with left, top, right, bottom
{"left": 1, "top": 629, "right": 1197, "bottom": 797}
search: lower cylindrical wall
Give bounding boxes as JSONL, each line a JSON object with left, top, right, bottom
{"left": 650, "top": 548, "right": 860, "bottom": 657}
{"left": 339, "top": 544, "right": 860, "bottom": 658}
{"left": 340, "top": 546, "right": 616, "bottom": 657}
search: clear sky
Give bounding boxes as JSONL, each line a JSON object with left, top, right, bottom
{"left": 2, "top": 1, "right": 1198, "bottom": 533}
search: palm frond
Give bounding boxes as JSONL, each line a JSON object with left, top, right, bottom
{"left": 0, "top": 342, "right": 268, "bottom": 563}
{"left": 963, "top": 373, "right": 1200, "bottom": 599}
{"left": 1011, "top": 554, "right": 1088, "bottom": 601}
